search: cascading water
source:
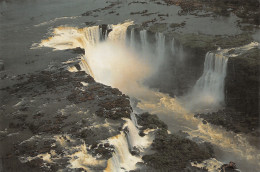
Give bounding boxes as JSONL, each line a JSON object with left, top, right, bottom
{"left": 190, "top": 51, "right": 228, "bottom": 110}
{"left": 130, "top": 28, "right": 135, "bottom": 49}
{"left": 186, "top": 42, "right": 259, "bottom": 111}
{"left": 105, "top": 132, "right": 140, "bottom": 172}
{"left": 155, "top": 32, "right": 165, "bottom": 59}
{"left": 38, "top": 25, "right": 101, "bottom": 77}
{"left": 171, "top": 38, "right": 175, "bottom": 55}
{"left": 140, "top": 30, "right": 148, "bottom": 55}
{"left": 105, "top": 118, "right": 152, "bottom": 172}
{"left": 124, "top": 118, "right": 151, "bottom": 151}
{"left": 39, "top": 26, "right": 100, "bottom": 52}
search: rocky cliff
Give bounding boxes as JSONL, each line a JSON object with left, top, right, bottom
{"left": 225, "top": 48, "right": 260, "bottom": 117}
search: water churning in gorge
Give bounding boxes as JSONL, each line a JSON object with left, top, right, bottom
{"left": 38, "top": 22, "right": 260, "bottom": 171}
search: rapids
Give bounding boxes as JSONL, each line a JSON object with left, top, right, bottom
{"left": 37, "top": 22, "right": 260, "bottom": 171}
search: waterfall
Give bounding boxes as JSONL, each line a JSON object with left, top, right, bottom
{"left": 38, "top": 22, "right": 133, "bottom": 53}
{"left": 155, "top": 32, "right": 165, "bottom": 59}
{"left": 105, "top": 132, "right": 141, "bottom": 172}
{"left": 130, "top": 113, "right": 139, "bottom": 128}
{"left": 107, "top": 22, "right": 133, "bottom": 42}
{"left": 140, "top": 30, "right": 148, "bottom": 54}
{"left": 192, "top": 51, "right": 228, "bottom": 107}
{"left": 171, "top": 38, "right": 175, "bottom": 55}
{"left": 105, "top": 118, "right": 152, "bottom": 172}
{"left": 130, "top": 28, "right": 135, "bottom": 49}
{"left": 124, "top": 118, "right": 151, "bottom": 151}
{"left": 129, "top": 29, "right": 167, "bottom": 74}
{"left": 38, "top": 25, "right": 101, "bottom": 77}
{"left": 38, "top": 26, "right": 100, "bottom": 52}
{"left": 83, "top": 26, "right": 101, "bottom": 51}
{"left": 188, "top": 42, "right": 259, "bottom": 110}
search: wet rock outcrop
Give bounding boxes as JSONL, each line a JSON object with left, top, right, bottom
{"left": 135, "top": 113, "right": 214, "bottom": 171}
{"left": 195, "top": 109, "right": 260, "bottom": 136}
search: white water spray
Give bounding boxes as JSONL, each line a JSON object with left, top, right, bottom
{"left": 130, "top": 28, "right": 135, "bottom": 49}
{"left": 171, "top": 38, "right": 176, "bottom": 55}
{"left": 155, "top": 32, "right": 165, "bottom": 59}
{"left": 140, "top": 30, "right": 149, "bottom": 55}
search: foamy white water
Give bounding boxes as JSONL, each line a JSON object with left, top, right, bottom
{"left": 190, "top": 51, "right": 228, "bottom": 109}
{"left": 123, "top": 118, "right": 152, "bottom": 151}
{"left": 105, "top": 133, "right": 140, "bottom": 172}
{"left": 105, "top": 118, "right": 152, "bottom": 172}
{"left": 38, "top": 25, "right": 100, "bottom": 51}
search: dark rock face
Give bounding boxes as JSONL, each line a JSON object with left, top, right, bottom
{"left": 225, "top": 48, "right": 260, "bottom": 118}
{"left": 136, "top": 112, "right": 168, "bottom": 131}
{"left": 71, "top": 47, "right": 85, "bottom": 54}
{"left": 142, "top": 129, "right": 213, "bottom": 171}
{"left": 195, "top": 109, "right": 260, "bottom": 136}
{"left": 96, "top": 95, "right": 132, "bottom": 120}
